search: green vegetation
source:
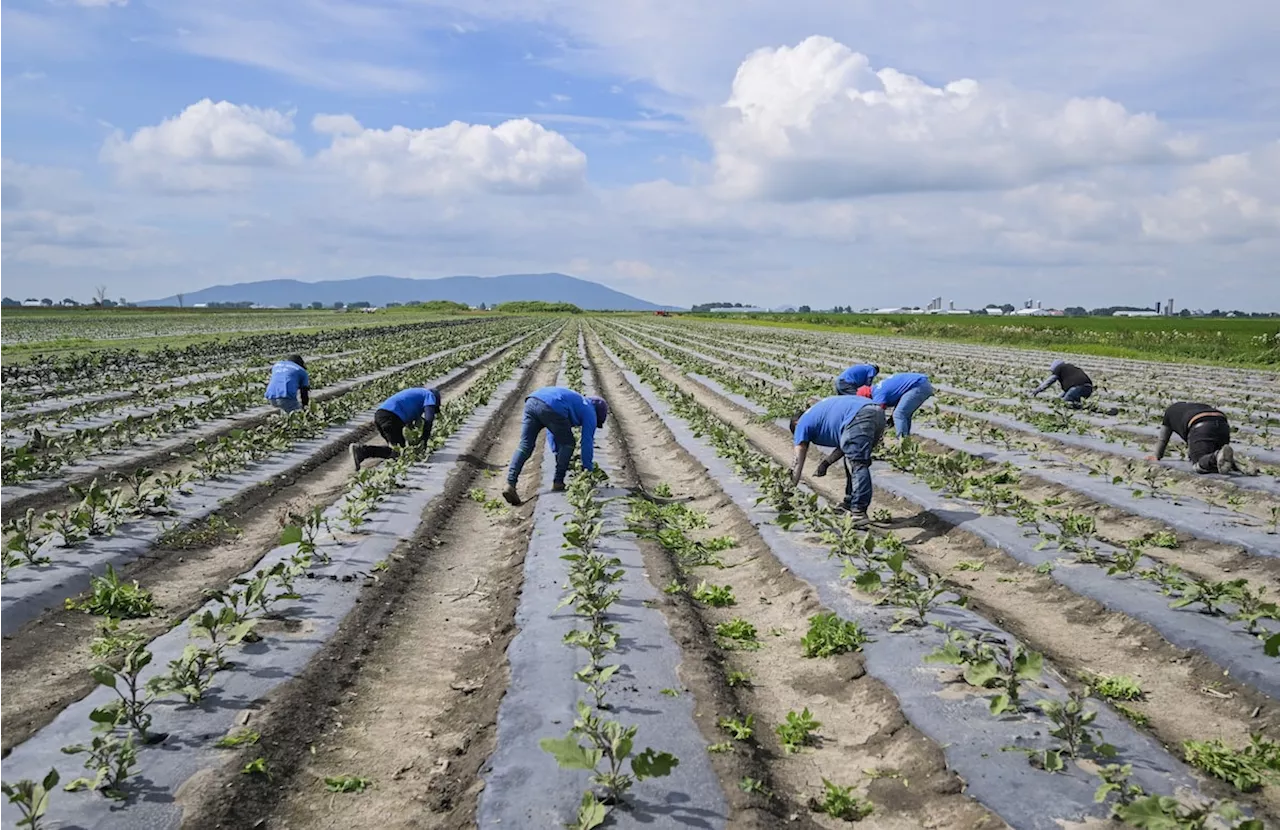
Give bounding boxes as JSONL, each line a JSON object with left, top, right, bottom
{"left": 494, "top": 300, "right": 583, "bottom": 314}
{"left": 692, "top": 312, "right": 1280, "bottom": 366}
{"left": 800, "top": 612, "right": 868, "bottom": 657}
{"left": 810, "top": 779, "right": 874, "bottom": 821}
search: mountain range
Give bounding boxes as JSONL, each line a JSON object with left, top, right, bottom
{"left": 142, "top": 273, "right": 675, "bottom": 311}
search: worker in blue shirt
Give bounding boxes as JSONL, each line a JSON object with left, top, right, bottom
{"left": 350, "top": 387, "right": 441, "bottom": 469}
{"left": 870, "top": 372, "right": 935, "bottom": 437}
{"left": 503, "top": 386, "right": 608, "bottom": 505}
{"left": 834, "top": 363, "right": 879, "bottom": 396}
{"left": 790, "top": 395, "right": 886, "bottom": 527}
{"left": 264, "top": 355, "right": 310, "bottom": 413}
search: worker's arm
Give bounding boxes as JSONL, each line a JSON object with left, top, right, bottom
{"left": 1030, "top": 374, "right": 1057, "bottom": 396}
{"left": 419, "top": 404, "right": 439, "bottom": 447}
{"left": 814, "top": 446, "right": 844, "bottom": 476}
{"left": 299, "top": 369, "right": 311, "bottom": 407}
{"left": 1151, "top": 425, "right": 1173, "bottom": 461}
{"left": 790, "top": 442, "right": 810, "bottom": 485}
{"left": 579, "top": 407, "right": 596, "bottom": 471}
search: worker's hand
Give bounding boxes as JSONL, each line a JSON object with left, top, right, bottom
{"left": 1145, "top": 455, "right": 1158, "bottom": 462}
{"left": 814, "top": 461, "right": 829, "bottom": 477}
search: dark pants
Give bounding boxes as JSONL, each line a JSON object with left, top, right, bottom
{"left": 839, "top": 406, "right": 886, "bottom": 511}
{"left": 1062, "top": 384, "right": 1093, "bottom": 408}
{"left": 834, "top": 378, "right": 861, "bottom": 396}
{"left": 359, "top": 410, "right": 408, "bottom": 460}
{"left": 1188, "top": 416, "right": 1231, "bottom": 471}
{"left": 507, "top": 397, "right": 575, "bottom": 486}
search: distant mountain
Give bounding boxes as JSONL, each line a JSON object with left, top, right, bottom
{"left": 142, "top": 273, "right": 676, "bottom": 311}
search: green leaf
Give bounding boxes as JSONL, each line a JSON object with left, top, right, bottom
{"left": 1265, "top": 632, "right": 1280, "bottom": 658}
{"left": 539, "top": 736, "right": 600, "bottom": 771}
{"left": 631, "top": 748, "right": 679, "bottom": 780}
{"left": 278, "top": 525, "right": 304, "bottom": 546}
{"left": 1041, "top": 749, "right": 1064, "bottom": 772}
{"left": 90, "top": 665, "right": 118, "bottom": 688}
{"left": 989, "top": 693, "right": 1011, "bottom": 715}
{"left": 963, "top": 659, "right": 1000, "bottom": 688}
{"left": 854, "top": 570, "right": 882, "bottom": 593}
{"left": 575, "top": 792, "right": 608, "bottom": 830}
{"left": 1015, "top": 650, "right": 1044, "bottom": 680}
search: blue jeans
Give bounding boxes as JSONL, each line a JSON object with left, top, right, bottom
{"left": 839, "top": 406, "right": 886, "bottom": 511}
{"left": 269, "top": 396, "right": 301, "bottom": 413}
{"left": 507, "top": 397, "right": 575, "bottom": 486}
{"left": 833, "top": 378, "right": 861, "bottom": 396}
{"left": 892, "top": 380, "right": 934, "bottom": 437}
{"left": 1062, "top": 384, "right": 1093, "bottom": 408}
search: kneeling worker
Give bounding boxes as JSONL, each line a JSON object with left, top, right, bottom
{"left": 265, "top": 355, "right": 310, "bottom": 413}
{"left": 350, "top": 386, "right": 441, "bottom": 469}
{"left": 503, "top": 386, "right": 608, "bottom": 505}
{"left": 834, "top": 363, "right": 879, "bottom": 396}
{"left": 1031, "top": 359, "right": 1093, "bottom": 408}
{"left": 1149, "top": 402, "right": 1240, "bottom": 474}
{"left": 791, "top": 395, "right": 887, "bottom": 527}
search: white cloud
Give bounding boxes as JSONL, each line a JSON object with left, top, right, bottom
{"left": 101, "top": 99, "right": 303, "bottom": 191}
{"left": 1139, "top": 141, "right": 1280, "bottom": 242}
{"left": 707, "top": 36, "right": 1197, "bottom": 200}
{"left": 311, "top": 113, "right": 363, "bottom": 136}
{"left": 314, "top": 116, "right": 587, "bottom": 197}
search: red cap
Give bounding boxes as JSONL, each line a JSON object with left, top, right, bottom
{"left": 856, "top": 385, "right": 873, "bottom": 398}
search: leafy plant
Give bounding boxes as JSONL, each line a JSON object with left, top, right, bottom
{"left": 725, "top": 670, "right": 752, "bottom": 688}
{"left": 1035, "top": 690, "right": 1116, "bottom": 764}
{"left": 1183, "top": 735, "right": 1280, "bottom": 793}
{"left": 89, "top": 645, "right": 160, "bottom": 741}
{"left": 88, "top": 618, "right": 146, "bottom": 659}
{"left": 718, "top": 714, "right": 755, "bottom": 741}
{"left": 150, "top": 644, "right": 222, "bottom": 704}
{"left": 324, "top": 775, "right": 373, "bottom": 793}
{"left": 925, "top": 627, "right": 1043, "bottom": 715}
{"left": 809, "top": 779, "right": 873, "bottom": 822}
{"left": 801, "top": 613, "right": 868, "bottom": 658}
{"left": 65, "top": 566, "right": 156, "bottom": 618}
{"left": 61, "top": 732, "right": 138, "bottom": 800}
{"left": 1093, "top": 675, "right": 1144, "bottom": 702}
{"left": 1, "top": 768, "right": 59, "bottom": 829}
{"left": 214, "top": 729, "right": 260, "bottom": 748}
{"left": 690, "top": 581, "right": 735, "bottom": 607}
{"left": 714, "top": 618, "right": 761, "bottom": 650}
{"left": 776, "top": 708, "right": 821, "bottom": 754}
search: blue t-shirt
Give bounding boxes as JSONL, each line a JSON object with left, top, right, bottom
{"left": 872, "top": 373, "right": 929, "bottom": 407}
{"left": 264, "top": 360, "right": 310, "bottom": 399}
{"left": 530, "top": 386, "right": 598, "bottom": 470}
{"left": 837, "top": 364, "right": 878, "bottom": 387}
{"left": 793, "top": 396, "right": 874, "bottom": 448}
{"left": 379, "top": 388, "right": 441, "bottom": 423}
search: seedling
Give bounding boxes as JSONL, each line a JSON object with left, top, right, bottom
{"left": 810, "top": 779, "right": 873, "bottom": 821}
{"left": 150, "top": 644, "right": 222, "bottom": 704}
{"left": 4, "top": 508, "right": 50, "bottom": 565}
{"left": 739, "top": 777, "right": 771, "bottom": 796}
{"left": 776, "top": 708, "right": 821, "bottom": 754}
{"left": 324, "top": 775, "right": 372, "bottom": 793}
{"left": 725, "top": 670, "right": 752, "bottom": 688}
{"left": 953, "top": 560, "right": 986, "bottom": 572}
{"left": 691, "top": 581, "right": 735, "bottom": 607}
{"left": 1092, "top": 675, "right": 1144, "bottom": 702}
{"left": 714, "top": 618, "right": 761, "bottom": 650}
{"left": 926, "top": 627, "right": 1043, "bottom": 715}
{"left": 214, "top": 729, "right": 260, "bottom": 748}
{"left": 718, "top": 714, "right": 755, "bottom": 741}
{"left": 1035, "top": 691, "right": 1116, "bottom": 763}
{"left": 241, "top": 758, "right": 270, "bottom": 777}
{"left": 65, "top": 566, "right": 155, "bottom": 619}
{"left": 61, "top": 732, "right": 138, "bottom": 800}
{"left": 1144, "top": 530, "right": 1179, "bottom": 549}
{"left": 1, "top": 768, "right": 59, "bottom": 829}
{"left": 801, "top": 613, "right": 868, "bottom": 657}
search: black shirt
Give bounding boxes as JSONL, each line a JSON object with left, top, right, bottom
{"left": 1053, "top": 363, "right": 1092, "bottom": 391}
{"left": 1162, "top": 402, "right": 1224, "bottom": 439}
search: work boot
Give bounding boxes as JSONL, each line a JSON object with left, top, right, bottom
{"left": 1193, "top": 454, "right": 1217, "bottom": 474}
{"left": 848, "top": 507, "right": 871, "bottom": 529}
{"left": 349, "top": 444, "right": 366, "bottom": 471}
{"left": 552, "top": 480, "right": 566, "bottom": 492}
{"left": 502, "top": 483, "right": 521, "bottom": 506}
{"left": 814, "top": 460, "right": 830, "bottom": 477}
{"left": 1216, "top": 445, "right": 1238, "bottom": 474}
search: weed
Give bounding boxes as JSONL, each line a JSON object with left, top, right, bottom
{"left": 65, "top": 566, "right": 156, "bottom": 618}
{"left": 801, "top": 613, "right": 868, "bottom": 658}
{"left": 662, "top": 580, "right": 684, "bottom": 595}
{"left": 707, "top": 742, "right": 734, "bottom": 753}
{"left": 1144, "top": 530, "right": 1179, "bottom": 549}
{"left": 1093, "top": 675, "right": 1144, "bottom": 702}
{"left": 691, "top": 581, "right": 735, "bottom": 607}
{"left": 725, "top": 670, "right": 752, "bottom": 688}
{"left": 953, "top": 560, "right": 986, "bottom": 572}
{"left": 214, "top": 729, "right": 260, "bottom": 748}
{"left": 719, "top": 714, "right": 755, "bottom": 741}
{"left": 241, "top": 758, "right": 270, "bottom": 777}
{"left": 714, "top": 618, "right": 761, "bottom": 650}
{"left": 157, "top": 515, "right": 241, "bottom": 549}
{"left": 324, "top": 775, "right": 372, "bottom": 793}
{"left": 1114, "top": 704, "right": 1150, "bottom": 728}
{"left": 776, "top": 708, "right": 821, "bottom": 754}
{"left": 1183, "top": 735, "right": 1280, "bottom": 793}
{"left": 739, "top": 777, "right": 771, "bottom": 796}
{"left": 660, "top": 688, "right": 680, "bottom": 697}
{"left": 810, "top": 779, "right": 874, "bottom": 822}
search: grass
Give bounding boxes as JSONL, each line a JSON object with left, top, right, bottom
{"left": 688, "top": 312, "right": 1280, "bottom": 367}
{"left": 157, "top": 515, "right": 242, "bottom": 550}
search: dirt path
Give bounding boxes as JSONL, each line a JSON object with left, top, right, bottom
{"left": 586, "top": 333, "right": 1003, "bottom": 830}
{"left": 602, "top": 326, "right": 1280, "bottom": 819}
{"left": 0, "top": 340, "right": 534, "bottom": 753}
{"left": 175, "top": 341, "right": 560, "bottom": 830}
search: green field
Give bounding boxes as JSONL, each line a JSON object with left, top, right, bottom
{"left": 690, "top": 312, "right": 1280, "bottom": 367}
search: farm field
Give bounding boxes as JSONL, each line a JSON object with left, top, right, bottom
{"left": 1, "top": 314, "right": 1278, "bottom": 830}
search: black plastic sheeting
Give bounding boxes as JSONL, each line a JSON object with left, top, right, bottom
{"left": 597, "top": 340, "right": 1217, "bottom": 830}
{"left": 478, "top": 353, "right": 728, "bottom": 830}
{"left": 0, "top": 341, "right": 547, "bottom": 830}
{"left": 1, "top": 333, "right": 542, "bottom": 637}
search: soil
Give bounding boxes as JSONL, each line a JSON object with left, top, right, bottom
{"left": 604, "top": 325, "right": 1280, "bottom": 821}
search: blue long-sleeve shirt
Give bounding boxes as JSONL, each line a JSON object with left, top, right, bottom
{"left": 531, "top": 386, "right": 598, "bottom": 470}
{"left": 871, "top": 373, "right": 929, "bottom": 407}
{"left": 793, "top": 396, "right": 874, "bottom": 449}
{"left": 264, "top": 360, "right": 310, "bottom": 399}
{"left": 379, "top": 388, "right": 440, "bottom": 424}
{"left": 837, "top": 364, "right": 878, "bottom": 387}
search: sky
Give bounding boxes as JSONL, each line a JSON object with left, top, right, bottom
{"left": 2, "top": 0, "right": 1279, "bottom": 310}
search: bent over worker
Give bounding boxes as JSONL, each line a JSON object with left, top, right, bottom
{"left": 834, "top": 363, "right": 879, "bottom": 396}
{"left": 503, "top": 386, "right": 608, "bottom": 505}
{"left": 350, "top": 386, "right": 441, "bottom": 469}
{"left": 1150, "top": 402, "right": 1240, "bottom": 475}
{"left": 1031, "top": 359, "right": 1093, "bottom": 408}
{"left": 264, "top": 355, "right": 310, "bottom": 413}
{"left": 870, "top": 372, "right": 935, "bottom": 437}
{"left": 791, "top": 395, "right": 887, "bottom": 528}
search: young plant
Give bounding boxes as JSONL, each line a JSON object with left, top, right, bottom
{"left": 719, "top": 714, "right": 755, "bottom": 741}
{"left": 1, "top": 769, "right": 59, "bottom": 830}
{"left": 809, "top": 779, "right": 874, "bottom": 822}
{"left": 925, "top": 627, "right": 1043, "bottom": 715}
{"left": 1035, "top": 690, "right": 1116, "bottom": 763}
{"left": 690, "top": 581, "right": 735, "bottom": 607}
{"left": 324, "top": 775, "right": 373, "bottom": 793}
{"left": 89, "top": 645, "right": 160, "bottom": 742}
{"left": 88, "top": 618, "right": 146, "bottom": 659}
{"left": 61, "top": 732, "right": 138, "bottom": 800}
{"left": 1182, "top": 734, "right": 1280, "bottom": 793}
{"left": 65, "top": 566, "right": 155, "bottom": 618}
{"left": 4, "top": 508, "right": 49, "bottom": 565}
{"left": 801, "top": 613, "right": 868, "bottom": 658}
{"left": 1092, "top": 675, "right": 1144, "bottom": 702}
{"left": 149, "top": 644, "right": 222, "bottom": 704}
{"left": 714, "top": 618, "right": 761, "bottom": 651}
{"left": 776, "top": 708, "right": 822, "bottom": 754}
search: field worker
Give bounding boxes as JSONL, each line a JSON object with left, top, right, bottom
{"left": 1031, "top": 359, "right": 1093, "bottom": 408}
{"left": 870, "top": 372, "right": 935, "bottom": 437}
{"left": 791, "top": 395, "right": 886, "bottom": 527}
{"left": 503, "top": 387, "right": 608, "bottom": 505}
{"left": 834, "top": 363, "right": 879, "bottom": 396}
{"left": 265, "top": 355, "right": 310, "bottom": 414}
{"left": 1148, "top": 402, "right": 1240, "bottom": 474}
{"left": 350, "top": 387, "right": 441, "bottom": 469}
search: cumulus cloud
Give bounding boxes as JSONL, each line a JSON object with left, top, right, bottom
{"left": 314, "top": 115, "right": 587, "bottom": 196}
{"left": 101, "top": 99, "right": 302, "bottom": 191}
{"left": 708, "top": 36, "right": 1198, "bottom": 201}
{"left": 1139, "top": 141, "right": 1280, "bottom": 243}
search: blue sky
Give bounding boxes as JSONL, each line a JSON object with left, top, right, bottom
{"left": 3, "top": 0, "right": 1278, "bottom": 310}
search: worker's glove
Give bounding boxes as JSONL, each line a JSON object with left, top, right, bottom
{"left": 814, "top": 460, "right": 830, "bottom": 477}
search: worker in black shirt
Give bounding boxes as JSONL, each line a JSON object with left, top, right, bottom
{"left": 1148, "top": 402, "right": 1240, "bottom": 474}
{"left": 1030, "top": 359, "right": 1093, "bottom": 408}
